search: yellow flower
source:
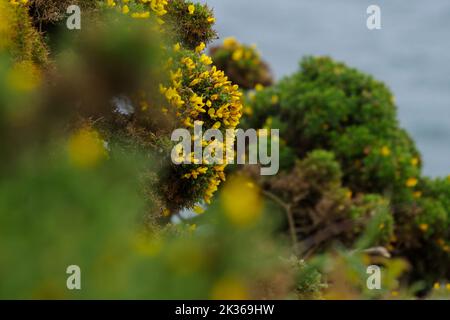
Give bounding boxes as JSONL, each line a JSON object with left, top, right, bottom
{"left": 433, "top": 282, "right": 441, "bottom": 290}
{"left": 232, "top": 48, "right": 244, "bottom": 61}
{"left": 411, "top": 157, "right": 419, "bottom": 166}
{"left": 193, "top": 205, "right": 205, "bottom": 214}
{"left": 406, "top": 177, "right": 418, "bottom": 188}
{"left": 419, "top": 223, "right": 429, "bottom": 232}
{"left": 6, "top": 61, "right": 41, "bottom": 92}
{"left": 221, "top": 175, "right": 262, "bottom": 227}
{"left": 223, "top": 37, "right": 237, "bottom": 49}
{"left": 210, "top": 275, "right": 249, "bottom": 300}
{"left": 173, "top": 42, "right": 181, "bottom": 52}
{"left": 271, "top": 95, "right": 279, "bottom": 105}
{"left": 150, "top": 0, "right": 168, "bottom": 16}
{"left": 200, "top": 54, "right": 213, "bottom": 65}
{"left": 122, "top": 5, "right": 129, "bottom": 14}
{"left": 67, "top": 127, "right": 107, "bottom": 169}
{"left": 189, "top": 78, "right": 201, "bottom": 86}
{"left": 195, "top": 42, "right": 206, "bottom": 53}
{"left": 207, "top": 16, "right": 215, "bottom": 23}
{"left": 413, "top": 191, "right": 422, "bottom": 199}
{"left": 380, "top": 146, "right": 391, "bottom": 157}
{"left": 131, "top": 11, "right": 150, "bottom": 19}
{"left": 106, "top": 0, "right": 116, "bottom": 7}
{"left": 188, "top": 4, "right": 195, "bottom": 14}
{"left": 254, "top": 83, "right": 264, "bottom": 91}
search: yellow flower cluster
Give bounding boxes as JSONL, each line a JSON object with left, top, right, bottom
{"left": 67, "top": 126, "right": 108, "bottom": 169}
{"left": 222, "top": 37, "right": 261, "bottom": 64}
{"left": 111, "top": 0, "right": 168, "bottom": 24}
{"left": 9, "top": 0, "right": 29, "bottom": 6}
{"left": 160, "top": 43, "right": 243, "bottom": 204}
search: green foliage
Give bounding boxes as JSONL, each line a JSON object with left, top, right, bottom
{"left": 265, "top": 150, "right": 394, "bottom": 253}
{"left": 245, "top": 55, "right": 449, "bottom": 288}
{"left": 165, "top": 0, "right": 217, "bottom": 49}
{"left": 0, "top": 142, "right": 290, "bottom": 298}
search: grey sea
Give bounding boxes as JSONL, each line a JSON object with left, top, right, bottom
{"left": 201, "top": 0, "right": 450, "bottom": 177}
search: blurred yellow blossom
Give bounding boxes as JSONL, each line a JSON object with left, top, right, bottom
{"left": 210, "top": 275, "right": 249, "bottom": 300}
{"left": 6, "top": 61, "right": 42, "bottom": 92}
{"left": 133, "top": 235, "right": 162, "bottom": 257}
{"left": 223, "top": 37, "right": 238, "bottom": 49}
{"left": 254, "top": 83, "right": 264, "bottom": 91}
{"left": 406, "top": 177, "right": 418, "bottom": 188}
{"left": 67, "top": 127, "right": 107, "bottom": 169}
{"left": 380, "top": 146, "right": 391, "bottom": 157}
{"left": 221, "top": 175, "right": 262, "bottom": 227}
{"left": 188, "top": 4, "right": 195, "bottom": 14}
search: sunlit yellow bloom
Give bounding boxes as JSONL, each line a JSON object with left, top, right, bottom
{"left": 232, "top": 48, "right": 244, "bottom": 61}
{"left": 406, "top": 177, "right": 418, "bottom": 188}
{"left": 254, "top": 83, "right": 264, "bottom": 91}
{"left": 122, "top": 5, "right": 129, "bottom": 14}
{"left": 207, "top": 16, "right": 215, "bottom": 23}
{"left": 195, "top": 42, "right": 206, "bottom": 53}
{"left": 188, "top": 4, "right": 195, "bottom": 14}
{"left": 150, "top": 0, "right": 168, "bottom": 16}
{"left": 380, "top": 146, "right": 391, "bottom": 157}
{"left": 131, "top": 11, "right": 150, "bottom": 19}
{"left": 200, "top": 54, "right": 213, "bottom": 65}
{"left": 419, "top": 223, "right": 429, "bottom": 232}
{"left": 221, "top": 175, "right": 262, "bottom": 227}
{"left": 67, "top": 127, "right": 107, "bottom": 169}
{"left": 411, "top": 157, "right": 419, "bottom": 166}
{"left": 189, "top": 78, "right": 201, "bottom": 86}
{"left": 223, "top": 37, "right": 238, "bottom": 49}
{"left": 193, "top": 205, "right": 205, "bottom": 214}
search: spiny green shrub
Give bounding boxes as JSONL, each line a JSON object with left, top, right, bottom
{"left": 245, "top": 55, "right": 449, "bottom": 288}
{"left": 164, "top": 0, "right": 217, "bottom": 49}
{"left": 8, "top": 0, "right": 243, "bottom": 217}
{"left": 248, "top": 56, "right": 421, "bottom": 198}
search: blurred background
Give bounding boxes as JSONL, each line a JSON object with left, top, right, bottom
{"left": 201, "top": 0, "right": 450, "bottom": 177}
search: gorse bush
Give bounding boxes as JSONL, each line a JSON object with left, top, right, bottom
{"left": 245, "top": 55, "right": 449, "bottom": 288}
{"left": 209, "top": 37, "right": 273, "bottom": 90}
{"left": 165, "top": 0, "right": 217, "bottom": 49}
